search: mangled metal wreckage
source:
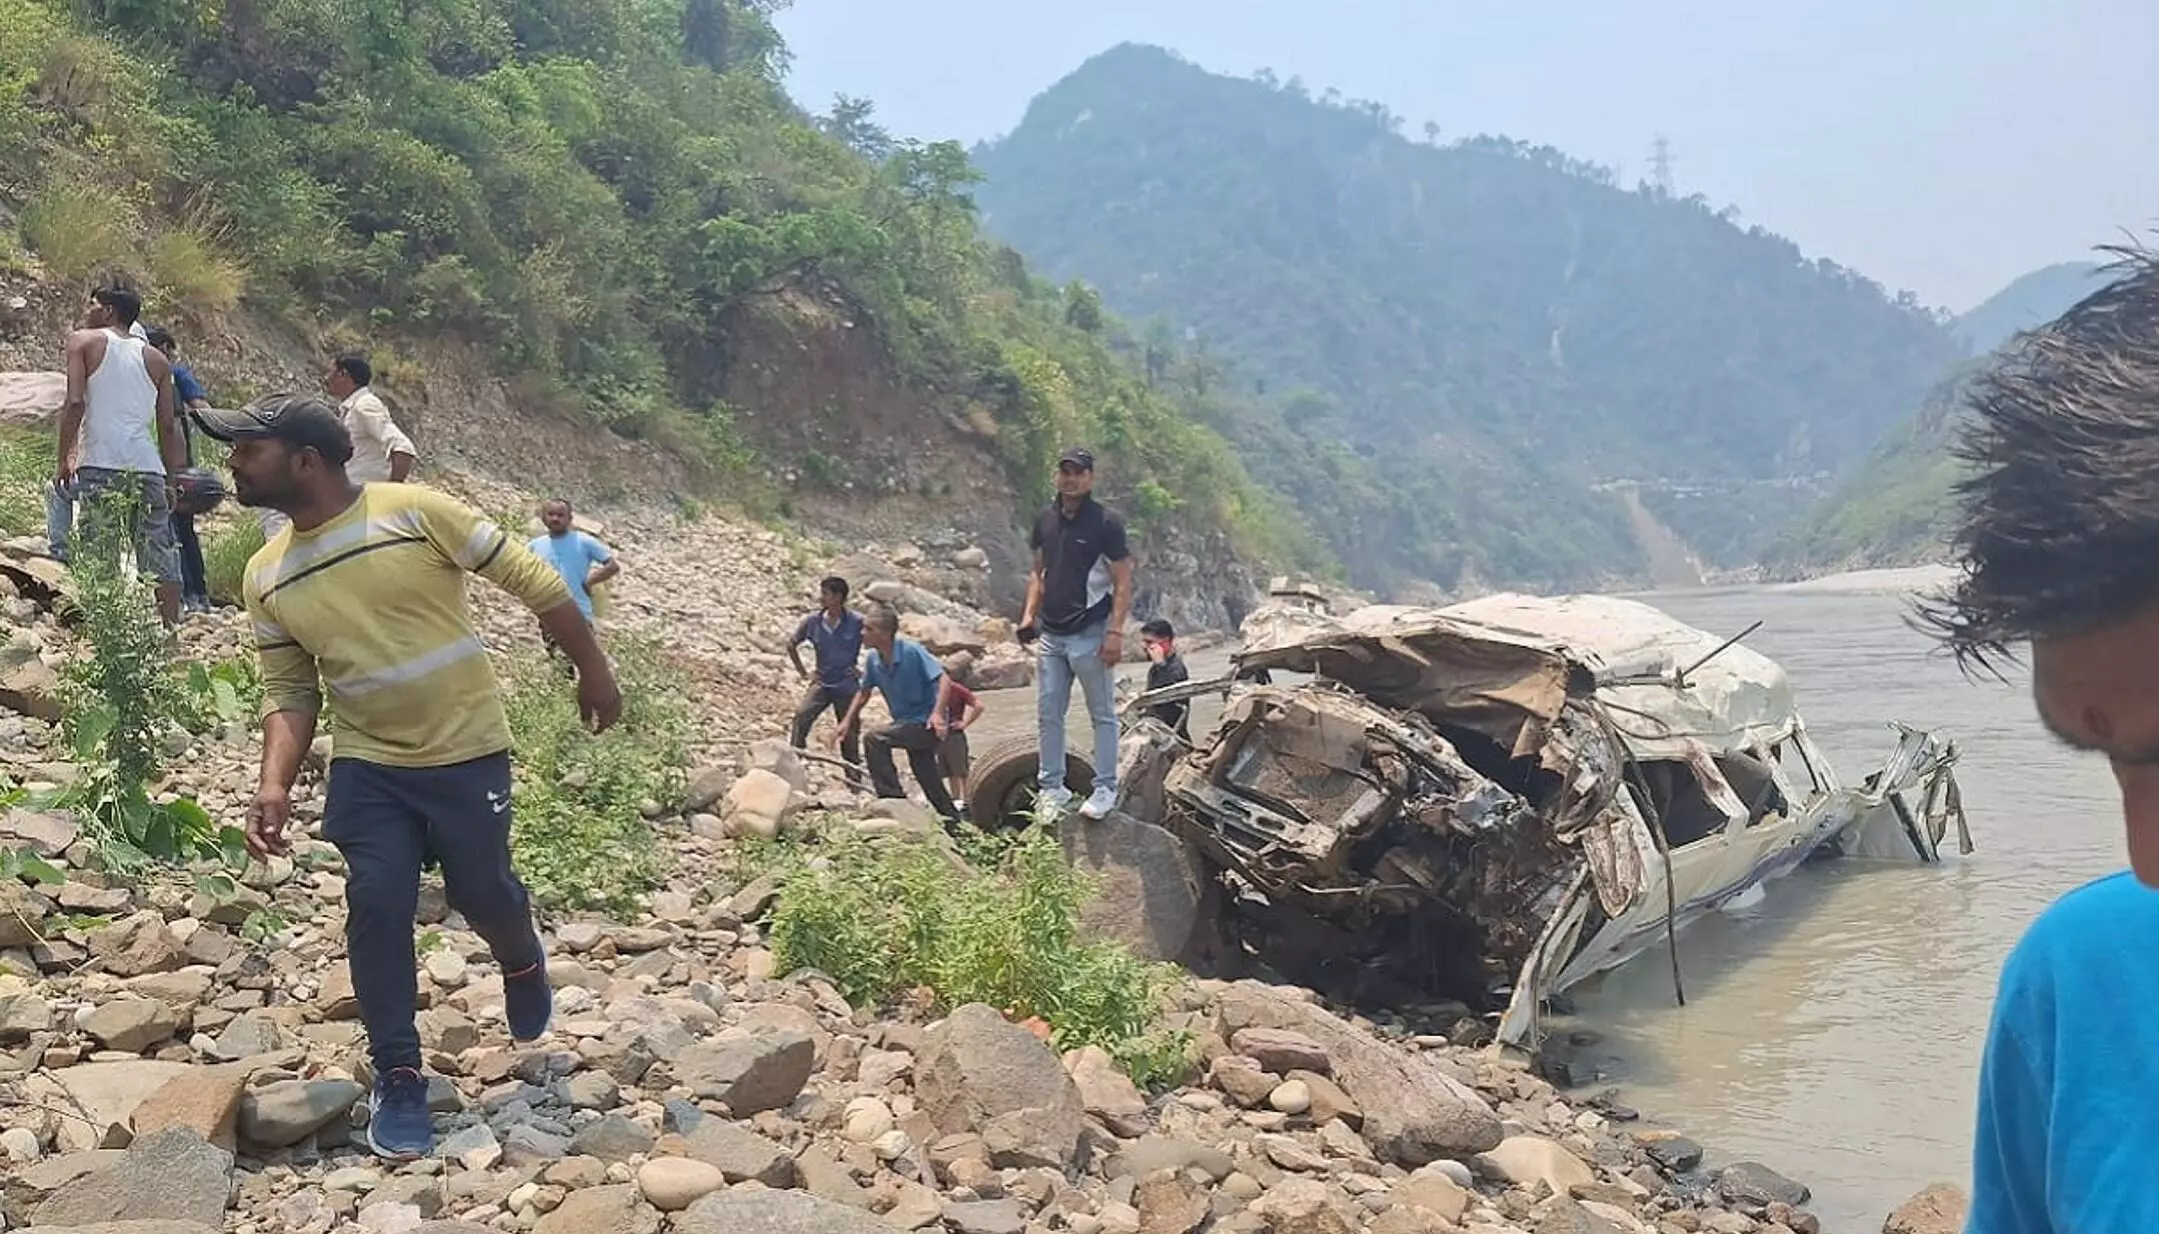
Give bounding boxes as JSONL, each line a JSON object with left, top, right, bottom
{"left": 1116, "top": 592, "right": 1969, "bottom": 1051}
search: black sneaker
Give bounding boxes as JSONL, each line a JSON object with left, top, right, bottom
{"left": 365, "top": 1067, "right": 433, "bottom": 1160}
{"left": 504, "top": 957, "right": 553, "bottom": 1042}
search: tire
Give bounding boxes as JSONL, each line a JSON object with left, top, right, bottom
{"left": 966, "top": 734, "right": 1095, "bottom": 830}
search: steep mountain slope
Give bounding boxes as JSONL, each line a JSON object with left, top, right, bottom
{"left": 1765, "top": 259, "right": 2119, "bottom": 574}
{"left": 0, "top": 0, "right": 1321, "bottom": 629}
{"left": 1952, "top": 262, "right": 2103, "bottom": 354}
{"left": 971, "top": 44, "right": 1963, "bottom": 590}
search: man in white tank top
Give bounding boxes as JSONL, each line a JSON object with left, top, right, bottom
{"left": 55, "top": 285, "right": 188, "bottom": 626}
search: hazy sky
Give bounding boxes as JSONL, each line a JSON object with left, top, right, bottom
{"left": 776, "top": 0, "right": 2159, "bottom": 311}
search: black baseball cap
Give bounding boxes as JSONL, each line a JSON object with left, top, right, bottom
{"left": 191, "top": 392, "right": 356, "bottom": 465}
{"left": 1058, "top": 446, "right": 1095, "bottom": 471}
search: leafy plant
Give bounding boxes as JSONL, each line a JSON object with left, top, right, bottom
{"left": 19, "top": 180, "right": 135, "bottom": 282}
{"left": 181, "top": 657, "right": 262, "bottom": 731}
{"left": 60, "top": 489, "right": 246, "bottom": 871}
{"left": 504, "top": 633, "right": 688, "bottom": 914}
{"left": 0, "top": 845, "right": 65, "bottom": 886}
{"left": 769, "top": 825, "right": 1195, "bottom": 1089}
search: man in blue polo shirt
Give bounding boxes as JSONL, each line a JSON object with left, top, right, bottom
{"left": 787, "top": 575, "right": 864, "bottom": 775}
{"left": 832, "top": 605, "right": 961, "bottom": 826}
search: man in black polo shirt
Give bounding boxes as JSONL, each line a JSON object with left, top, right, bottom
{"left": 1017, "top": 446, "right": 1133, "bottom": 822}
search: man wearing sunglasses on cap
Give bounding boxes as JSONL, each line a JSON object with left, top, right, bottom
{"left": 191, "top": 392, "right": 621, "bottom": 1162}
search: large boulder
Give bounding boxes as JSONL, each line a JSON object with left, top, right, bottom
{"left": 916, "top": 1003, "right": 1087, "bottom": 1169}
{"left": 1058, "top": 811, "right": 1213, "bottom": 966}
{"left": 675, "top": 1188, "right": 902, "bottom": 1234}
{"left": 1211, "top": 982, "right": 1502, "bottom": 1163}
{"left": 1883, "top": 1183, "right": 1969, "bottom": 1234}
{"left": 719, "top": 770, "right": 798, "bottom": 841}
{"left": 28, "top": 1128, "right": 233, "bottom": 1229}
{"left": 0, "top": 371, "right": 65, "bottom": 427}
{"left": 670, "top": 1031, "right": 815, "bottom": 1115}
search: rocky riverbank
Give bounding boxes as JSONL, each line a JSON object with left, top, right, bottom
{"left": 0, "top": 470, "right": 1967, "bottom": 1234}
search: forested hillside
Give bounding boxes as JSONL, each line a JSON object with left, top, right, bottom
{"left": 1765, "top": 259, "right": 2116, "bottom": 574}
{"left": 0, "top": 0, "right": 1322, "bottom": 594}
{"left": 972, "top": 44, "right": 1965, "bottom": 590}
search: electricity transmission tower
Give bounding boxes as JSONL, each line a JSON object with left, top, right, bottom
{"left": 1648, "top": 135, "right": 1675, "bottom": 196}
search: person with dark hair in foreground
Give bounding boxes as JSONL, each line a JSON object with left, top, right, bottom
{"left": 194, "top": 392, "right": 621, "bottom": 1163}
{"left": 831, "top": 605, "right": 961, "bottom": 826}
{"left": 1912, "top": 243, "right": 2159, "bottom": 1233}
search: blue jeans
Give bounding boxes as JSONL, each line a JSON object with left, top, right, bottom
{"left": 1037, "top": 622, "right": 1119, "bottom": 798}
{"left": 45, "top": 479, "right": 74, "bottom": 561}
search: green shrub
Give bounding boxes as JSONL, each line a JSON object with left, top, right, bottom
{"left": 0, "top": 427, "right": 51, "bottom": 538}
{"left": 59, "top": 490, "right": 244, "bottom": 870}
{"left": 20, "top": 180, "right": 136, "bottom": 282}
{"left": 202, "top": 518, "right": 264, "bottom": 605}
{"left": 769, "top": 825, "right": 1196, "bottom": 1089}
{"left": 504, "top": 632, "right": 689, "bottom": 914}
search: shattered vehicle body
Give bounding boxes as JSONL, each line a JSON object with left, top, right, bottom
{"left": 1124, "top": 591, "right": 1970, "bottom": 1051}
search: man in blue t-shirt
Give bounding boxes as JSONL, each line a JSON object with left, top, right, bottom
{"left": 833, "top": 604, "right": 960, "bottom": 826}
{"left": 1916, "top": 249, "right": 2159, "bottom": 1233}
{"left": 786, "top": 575, "right": 865, "bottom": 774}
{"left": 527, "top": 499, "right": 619, "bottom": 672}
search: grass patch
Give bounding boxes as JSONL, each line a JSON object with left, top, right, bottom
{"left": 20, "top": 181, "right": 136, "bottom": 282}
{"left": 768, "top": 825, "right": 1196, "bottom": 1089}
{"left": 0, "top": 427, "right": 53, "bottom": 539}
{"left": 505, "top": 632, "right": 690, "bottom": 914}
{"left": 149, "top": 228, "right": 246, "bottom": 311}
{"left": 201, "top": 517, "right": 264, "bottom": 605}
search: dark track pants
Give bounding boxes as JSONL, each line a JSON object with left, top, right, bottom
{"left": 790, "top": 683, "right": 862, "bottom": 769}
{"left": 865, "top": 722, "right": 961, "bottom": 823}
{"left": 323, "top": 751, "right": 543, "bottom": 1075}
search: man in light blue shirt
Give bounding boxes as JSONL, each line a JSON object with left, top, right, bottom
{"left": 833, "top": 605, "right": 961, "bottom": 827}
{"left": 1914, "top": 247, "right": 2159, "bottom": 1233}
{"left": 528, "top": 499, "right": 618, "bottom": 668}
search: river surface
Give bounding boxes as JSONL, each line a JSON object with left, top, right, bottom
{"left": 975, "top": 574, "right": 2121, "bottom": 1232}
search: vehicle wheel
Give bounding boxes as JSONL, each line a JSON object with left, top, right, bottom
{"left": 966, "top": 735, "right": 1095, "bottom": 830}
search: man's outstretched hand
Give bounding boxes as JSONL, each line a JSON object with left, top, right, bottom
{"left": 246, "top": 785, "right": 293, "bottom": 861}
{"left": 579, "top": 670, "right": 623, "bottom": 733}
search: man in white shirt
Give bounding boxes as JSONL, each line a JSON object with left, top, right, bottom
{"left": 260, "top": 352, "right": 416, "bottom": 538}
{"left": 54, "top": 285, "right": 187, "bottom": 625}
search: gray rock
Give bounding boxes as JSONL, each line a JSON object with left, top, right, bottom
{"left": 0, "top": 879, "right": 54, "bottom": 948}
{"left": 28, "top": 1127, "right": 233, "bottom": 1229}
{"left": 678, "top": 1119, "right": 796, "bottom": 1186}
{"left": 916, "top": 1003, "right": 1086, "bottom": 1170}
{"left": 1535, "top": 1197, "right": 1623, "bottom": 1234}
{"left": 78, "top": 997, "right": 181, "bottom": 1053}
{"left": 1644, "top": 1136, "right": 1702, "bottom": 1173}
{"left": 1058, "top": 809, "right": 1213, "bottom": 964}
{"left": 0, "top": 806, "right": 78, "bottom": 856}
{"left": 0, "top": 990, "right": 52, "bottom": 1041}
{"left": 500, "top": 1124, "right": 570, "bottom": 1166}
{"left": 1213, "top": 981, "right": 1502, "bottom": 1164}
{"left": 86, "top": 913, "right": 184, "bottom": 978}
{"left": 1717, "top": 1161, "right": 1810, "bottom": 1207}
{"left": 213, "top": 1014, "right": 285, "bottom": 1059}
{"left": 943, "top": 1199, "right": 1028, "bottom": 1234}
{"left": 671, "top": 1031, "right": 815, "bottom": 1115}
{"left": 530, "top": 1183, "right": 660, "bottom": 1234}
{"left": 566, "top": 1113, "right": 653, "bottom": 1162}
{"left": 675, "top": 1189, "right": 904, "bottom": 1234}
{"left": 1105, "top": 1136, "right": 1236, "bottom": 1182}
{"left": 238, "top": 1078, "right": 363, "bottom": 1148}
{"left": 12, "top": 1223, "right": 221, "bottom": 1234}
{"left": 563, "top": 1070, "right": 620, "bottom": 1110}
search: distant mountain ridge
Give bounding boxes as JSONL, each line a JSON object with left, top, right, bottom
{"left": 1765, "top": 258, "right": 2120, "bottom": 574}
{"left": 971, "top": 43, "right": 1965, "bottom": 592}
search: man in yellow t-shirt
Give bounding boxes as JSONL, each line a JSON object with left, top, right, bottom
{"left": 191, "top": 392, "right": 623, "bottom": 1163}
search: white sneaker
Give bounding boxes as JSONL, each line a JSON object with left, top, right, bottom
{"left": 1077, "top": 785, "right": 1119, "bottom": 821}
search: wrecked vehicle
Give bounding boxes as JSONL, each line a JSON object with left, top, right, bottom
{"left": 978, "top": 590, "right": 1971, "bottom": 1052}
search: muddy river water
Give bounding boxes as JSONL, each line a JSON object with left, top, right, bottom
{"left": 972, "top": 572, "right": 2120, "bottom": 1232}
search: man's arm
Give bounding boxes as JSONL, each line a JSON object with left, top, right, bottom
{"left": 1019, "top": 547, "right": 1046, "bottom": 635}
{"left": 1968, "top": 966, "right": 2055, "bottom": 1233}
{"left": 1101, "top": 557, "right": 1135, "bottom": 666}
{"left": 247, "top": 599, "right": 324, "bottom": 859}
{"left": 353, "top": 395, "right": 419, "bottom": 481}
{"left": 585, "top": 539, "right": 621, "bottom": 589}
{"left": 144, "top": 349, "right": 185, "bottom": 475}
{"left": 786, "top": 615, "right": 812, "bottom": 680}
{"left": 832, "top": 683, "right": 873, "bottom": 743}
{"left": 960, "top": 689, "right": 985, "bottom": 729}
{"left": 55, "top": 332, "right": 88, "bottom": 484}
{"left": 417, "top": 491, "right": 619, "bottom": 728}
{"left": 929, "top": 662, "right": 953, "bottom": 736}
